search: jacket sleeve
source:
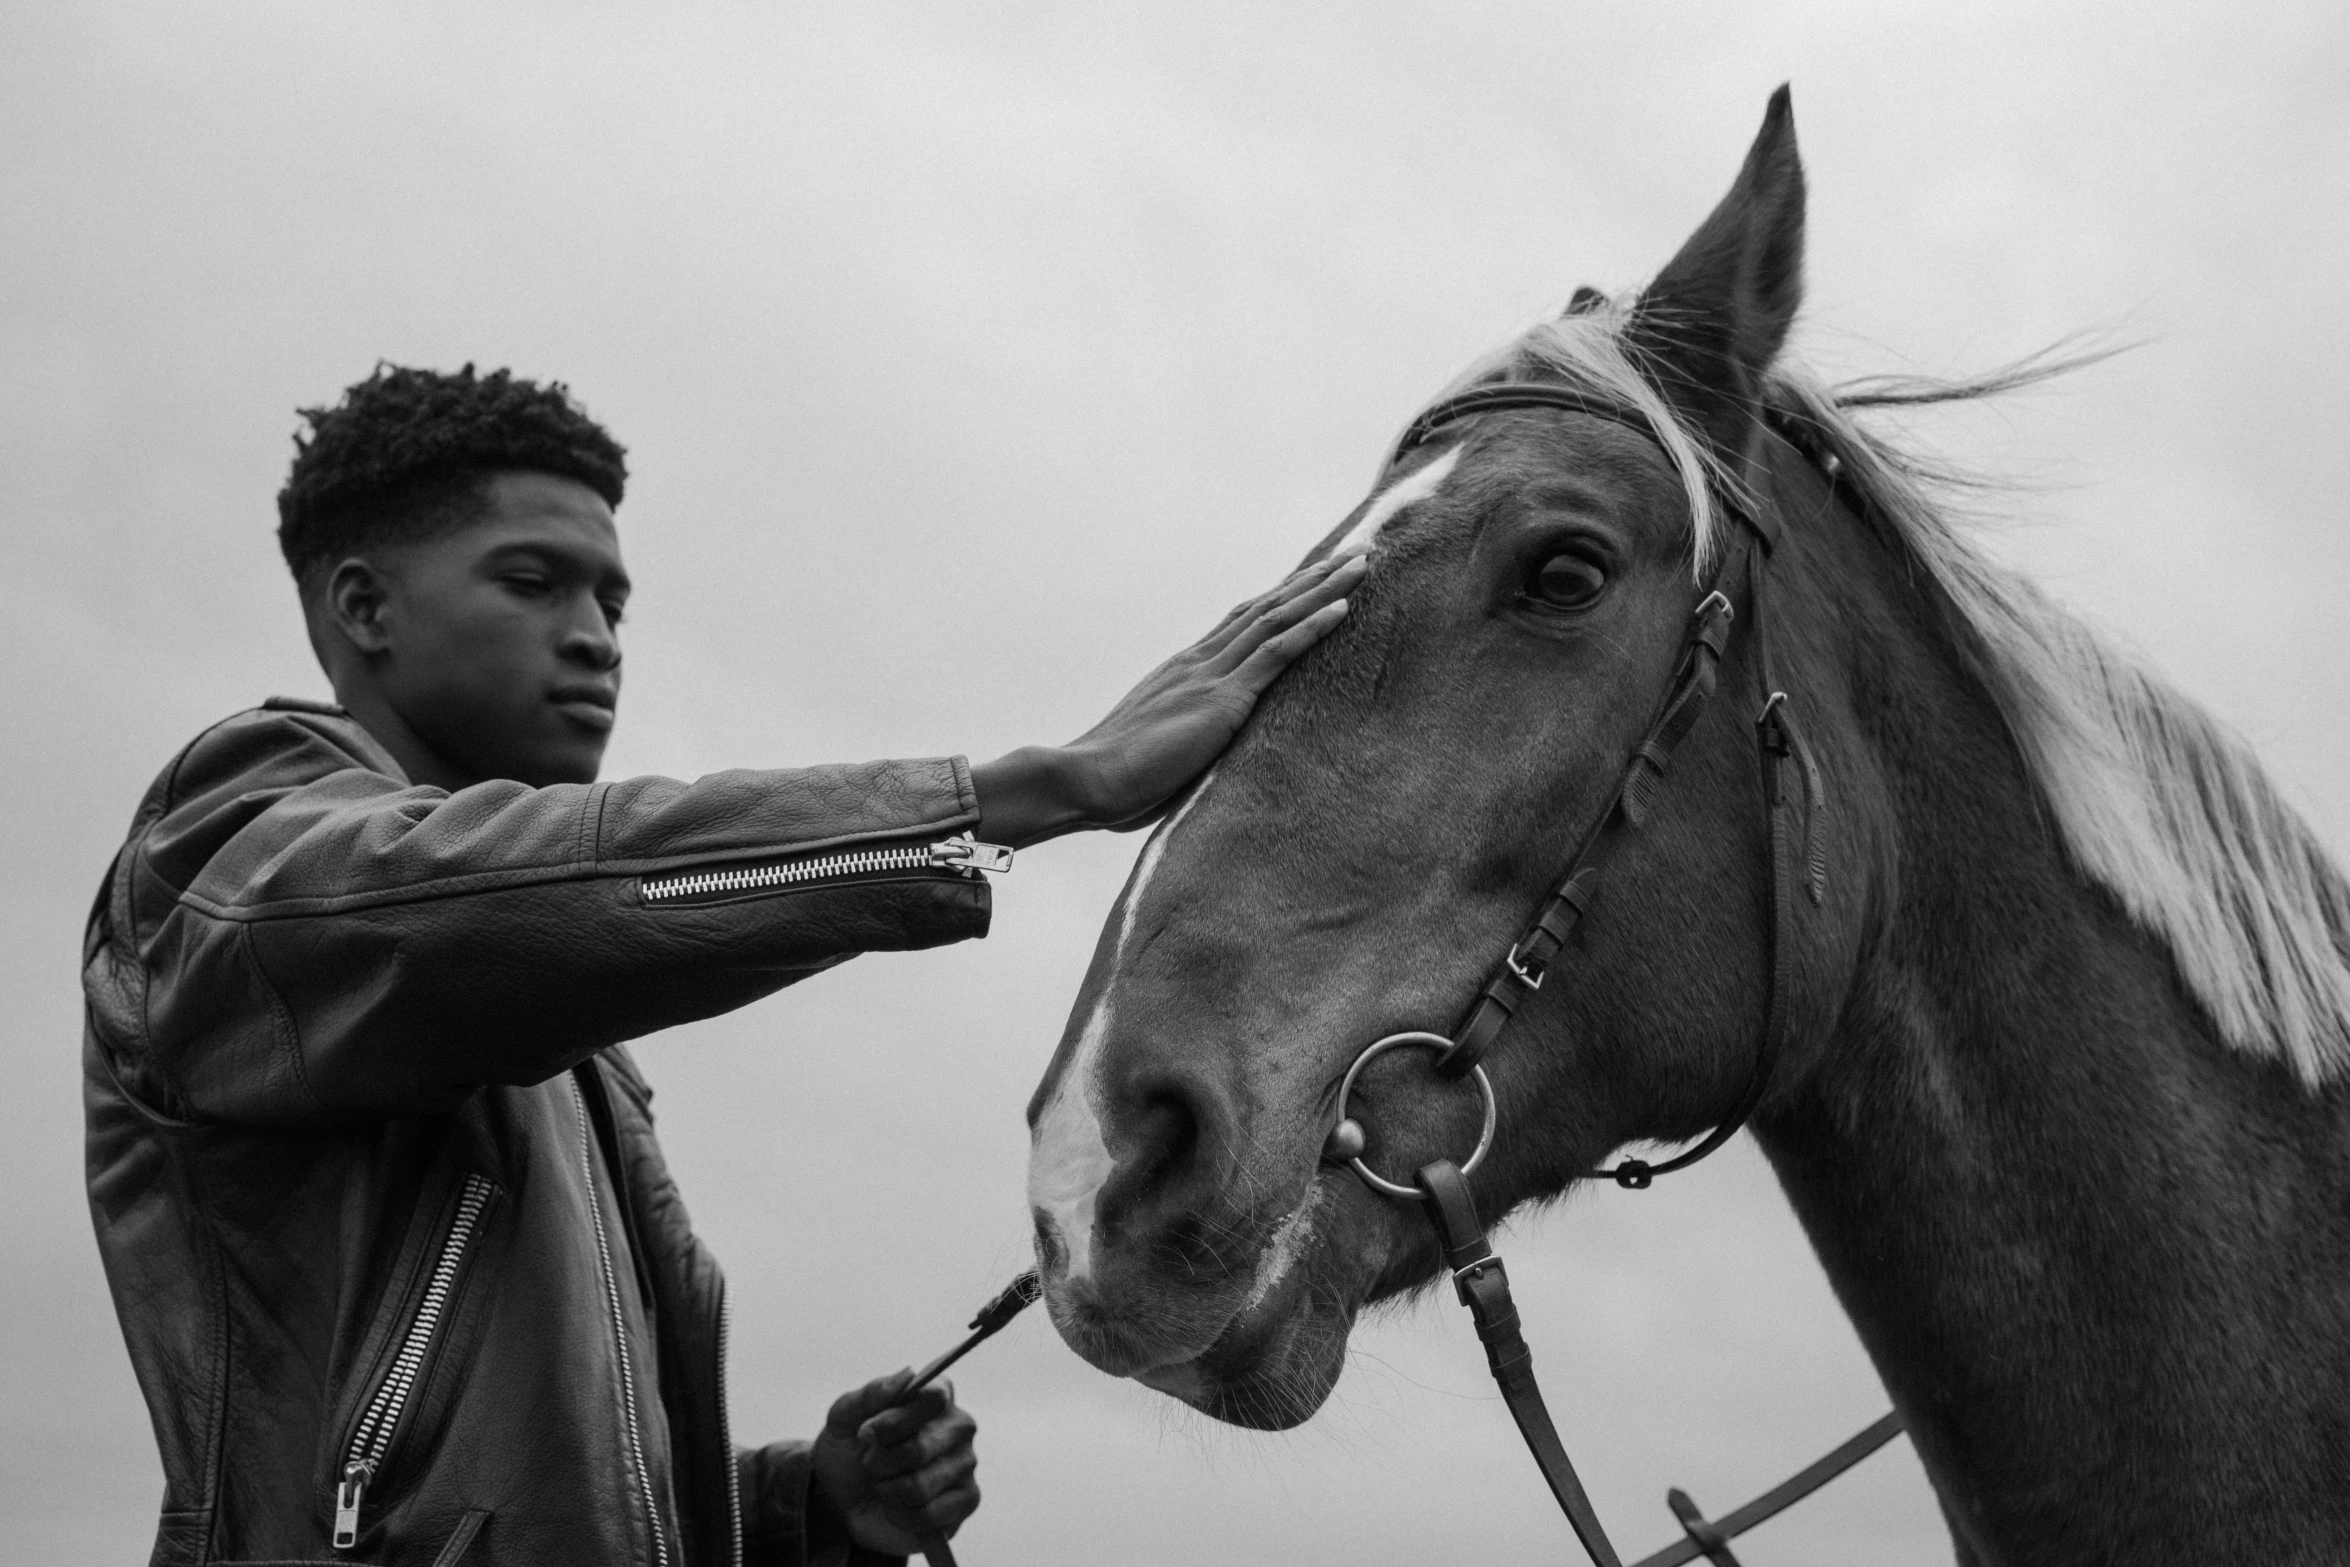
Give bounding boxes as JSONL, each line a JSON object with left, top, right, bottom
{"left": 92, "top": 706, "right": 991, "bottom": 1124}
{"left": 737, "top": 1441, "right": 903, "bottom": 1567}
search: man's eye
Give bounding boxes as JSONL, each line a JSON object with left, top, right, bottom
{"left": 502, "top": 574, "right": 551, "bottom": 597}
{"left": 1524, "top": 552, "right": 1608, "bottom": 611}
{"left": 600, "top": 601, "right": 627, "bottom": 628}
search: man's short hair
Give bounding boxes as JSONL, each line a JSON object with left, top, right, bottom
{"left": 276, "top": 363, "right": 629, "bottom": 586}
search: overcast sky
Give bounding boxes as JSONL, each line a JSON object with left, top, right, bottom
{"left": 5, "top": 5, "right": 2346, "bottom": 1563}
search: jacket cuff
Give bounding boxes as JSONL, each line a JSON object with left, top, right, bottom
{"left": 737, "top": 1441, "right": 905, "bottom": 1567}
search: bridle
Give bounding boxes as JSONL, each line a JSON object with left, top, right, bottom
{"left": 1318, "top": 382, "right": 1895, "bottom": 1567}
{"left": 1329, "top": 380, "right": 1823, "bottom": 1185}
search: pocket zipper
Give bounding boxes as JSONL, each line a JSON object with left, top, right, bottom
{"left": 638, "top": 831, "right": 1014, "bottom": 907}
{"left": 333, "top": 1173, "right": 495, "bottom": 1550}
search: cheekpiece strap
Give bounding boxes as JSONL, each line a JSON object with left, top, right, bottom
{"left": 1413, "top": 389, "right": 1820, "bottom": 1194}
{"left": 1436, "top": 562, "right": 1742, "bottom": 1080}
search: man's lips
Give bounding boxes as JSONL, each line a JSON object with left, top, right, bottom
{"left": 550, "top": 689, "right": 617, "bottom": 731}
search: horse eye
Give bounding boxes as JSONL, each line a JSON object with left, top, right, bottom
{"left": 1525, "top": 552, "right": 1608, "bottom": 611}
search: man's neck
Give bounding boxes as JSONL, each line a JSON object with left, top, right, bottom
{"left": 332, "top": 683, "right": 479, "bottom": 794}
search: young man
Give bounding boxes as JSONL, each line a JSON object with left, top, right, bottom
{"left": 82, "top": 365, "right": 1362, "bottom": 1566}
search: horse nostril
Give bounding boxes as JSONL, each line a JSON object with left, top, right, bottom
{"left": 1095, "top": 1081, "right": 1205, "bottom": 1239}
{"left": 1031, "top": 1208, "right": 1068, "bottom": 1277}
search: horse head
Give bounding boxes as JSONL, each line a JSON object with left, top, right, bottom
{"left": 1020, "top": 88, "right": 1887, "bottom": 1430}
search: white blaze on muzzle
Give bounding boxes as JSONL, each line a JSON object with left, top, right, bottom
{"left": 1028, "top": 447, "right": 1462, "bottom": 1285}
{"left": 1027, "top": 775, "right": 1216, "bottom": 1283}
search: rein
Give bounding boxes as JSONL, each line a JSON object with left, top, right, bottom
{"left": 1321, "top": 384, "right": 1897, "bottom": 1566}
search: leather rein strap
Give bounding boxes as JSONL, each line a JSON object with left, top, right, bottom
{"left": 1363, "top": 386, "right": 1890, "bottom": 1566}
{"left": 1419, "top": 1156, "right": 1626, "bottom": 1567}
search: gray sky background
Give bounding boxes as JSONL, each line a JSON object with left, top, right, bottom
{"left": 5, "top": 5, "right": 2346, "bottom": 1563}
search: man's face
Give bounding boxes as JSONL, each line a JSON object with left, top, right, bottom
{"left": 363, "top": 470, "right": 631, "bottom": 787}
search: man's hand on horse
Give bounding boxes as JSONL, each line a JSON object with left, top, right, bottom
{"left": 973, "top": 552, "right": 1365, "bottom": 844}
{"left": 813, "top": 1370, "right": 981, "bottom": 1554}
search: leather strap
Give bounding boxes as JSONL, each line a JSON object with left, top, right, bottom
{"left": 1439, "top": 542, "right": 1744, "bottom": 1083}
{"left": 1595, "top": 547, "right": 1801, "bottom": 1188}
{"left": 1413, "top": 1155, "right": 1907, "bottom": 1567}
{"left": 1434, "top": 521, "right": 1799, "bottom": 1191}
{"left": 1395, "top": 383, "right": 1668, "bottom": 461}
{"left": 1626, "top": 1412, "right": 1907, "bottom": 1567}
{"left": 1373, "top": 387, "right": 1884, "bottom": 1561}
{"left": 1400, "top": 382, "right": 1829, "bottom": 1192}
{"left": 1664, "top": 1490, "right": 1744, "bottom": 1567}
{"left": 1418, "top": 1160, "right": 1625, "bottom": 1567}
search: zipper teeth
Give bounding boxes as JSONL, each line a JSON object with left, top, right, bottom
{"left": 718, "top": 1284, "right": 743, "bottom": 1567}
{"left": 573, "top": 1075, "right": 671, "bottom": 1567}
{"left": 641, "top": 843, "right": 936, "bottom": 904}
{"left": 344, "top": 1174, "right": 493, "bottom": 1474}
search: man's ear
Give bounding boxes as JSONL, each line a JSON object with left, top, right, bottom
{"left": 324, "top": 558, "right": 395, "bottom": 656}
{"left": 1625, "top": 85, "right": 1806, "bottom": 462}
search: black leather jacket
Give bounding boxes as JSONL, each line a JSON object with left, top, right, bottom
{"left": 82, "top": 699, "right": 993, "bottom": 1566}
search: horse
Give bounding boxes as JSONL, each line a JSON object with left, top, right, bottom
{"left": 1021, "top": 86, "right": 2350, "bottom": 1564}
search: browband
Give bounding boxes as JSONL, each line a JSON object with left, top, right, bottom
{"left": 1399, "top": 381, "right": 1778, "bottom": 550}
{"left": 1395, "top": 383, "right": 1666, "bottom": 461}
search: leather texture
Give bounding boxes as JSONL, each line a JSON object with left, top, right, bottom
{"left": 84, "top": 704, "right": 992, "bottom": 1566}
{"left": 1416, "top": 1160, "right": 1624, "bottom": 1567}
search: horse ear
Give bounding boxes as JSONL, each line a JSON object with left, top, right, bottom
{"left": 1626, "top": 85, "right": 1806, "bottom": 459}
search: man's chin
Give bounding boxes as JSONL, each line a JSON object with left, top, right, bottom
{"left": 413, "top": 723, "right": 606, "bottom": 791}
{"left": 504, "top": 731, "right": 609, "bottom": 788}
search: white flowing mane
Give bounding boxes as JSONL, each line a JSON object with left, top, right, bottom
{"left": 1445, "top": 300, "right": 2350, "bottom": 1084}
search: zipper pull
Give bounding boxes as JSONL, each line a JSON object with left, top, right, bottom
{"left": 931, "top": 833, "right": 1014, "bottom": 876}
{"left": 333, "top": 1459, "right": 374, "bottom": 1549}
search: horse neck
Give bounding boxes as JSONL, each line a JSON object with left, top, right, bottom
{"left": 1749, "top": 467, "right": 2350, "bottom": 1560}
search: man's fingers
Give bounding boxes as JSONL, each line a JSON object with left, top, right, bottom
{"left": 857, "top": 1381, "right": 955, "bottom": 1447}
{"left": 1224, "top": 597, "right": 1351, "bottom": 686}
{"left": 874, "top": 1447, "right": 981, "bottom": 1513}
{"left": 1198, "top": 555, "right": 1338, "bottom": 640}
{"left": 825, "top": 1369, "right": 914, "bottom": 1438}
{"left": 896, "top": 1480, "right": 982, "bottom": 1537}
{"left": 1211, "top": 599, "right": 1352, "bottom": 704}
{"left": 1198, "top": 554, "right": 1363, "bottom": 657}
{"left": 863, "top": 1411, "right": 977, "bottom": 1479}
{"left": 1204, "top": 558, "right": 1362, "bottom": 673}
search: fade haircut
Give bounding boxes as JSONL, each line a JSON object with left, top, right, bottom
{"left": 275, "top": 363, "right": 629, "bottom": 587}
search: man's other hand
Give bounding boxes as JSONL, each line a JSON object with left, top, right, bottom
{"left": 811, "top": 1370, "right": 980, "bottom": 1555}
{"left": 973, "top": 552, "right": 1365, "bottom": 845}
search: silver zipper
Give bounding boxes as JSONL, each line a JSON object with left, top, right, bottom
{"left": 333, "top": 1174, "right": 494, "bottom": 1550}
{"left": 572, "top": 1075, "right": 671, "bottom": 1567}
{"left": 718, "top": 1283, "right": 743, "bottom": 1567}
{"left": 639, "top": 832, "right": 1013, "bottom": 906}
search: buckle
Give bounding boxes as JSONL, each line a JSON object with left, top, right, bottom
{"left": 1504, "top": 940, "right": 1546, "bottom": 991}
{"left": 1452, "top": 1254, "right": 1507, "bottom": 1305}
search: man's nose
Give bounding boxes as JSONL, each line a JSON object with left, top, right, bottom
{"left": 559, "top": 599, "right": 621, "bottom": 672}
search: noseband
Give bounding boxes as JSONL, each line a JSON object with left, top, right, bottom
{"left": 1320, "top": 383, "right": 1894, "bottom": 1567}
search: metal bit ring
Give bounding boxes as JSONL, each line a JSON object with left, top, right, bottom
{"left": 1329, "top": 1031, "right": 1499, "bottom": 1200}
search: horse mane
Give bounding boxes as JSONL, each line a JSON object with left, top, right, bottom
{"left": 1457, "top": 300, "right": 2350, "bottom": 1084}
